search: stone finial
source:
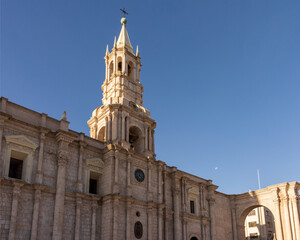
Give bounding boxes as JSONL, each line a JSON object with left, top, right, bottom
{"left": 106, "top": 44, "right": 109, "bottom": 56}
{"left": 113, "top": 36, "right": 117, "bottom": 48}
{"left": 62, "top": 111, "right": 67, "bottom": 121}
{"left": 136, "top": 45, "right": 139, "bottom": 57}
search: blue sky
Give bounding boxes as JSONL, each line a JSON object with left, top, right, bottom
{"left": 1, "top": 0, "right": 300, "bottom": 194}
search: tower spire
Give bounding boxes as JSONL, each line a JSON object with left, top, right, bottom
{"left": 117, "top": 16, "right": 133, "bottom": 53}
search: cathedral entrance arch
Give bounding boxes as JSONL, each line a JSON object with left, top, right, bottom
{"left": 190, "top": 237, "right": 198, "bottom": 240}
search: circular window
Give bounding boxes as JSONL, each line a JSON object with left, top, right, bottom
{"left": 135, "top": 169, "right": 145, "bottom": 182}
{"left": 134, "top": 221, "right": 143, "bottom": 239}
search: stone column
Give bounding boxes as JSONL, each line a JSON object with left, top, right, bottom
{"left": 112, "top": 110, "right": 118, "bottom": 142}
{"left": 112, "top": 196, "right": 119, "bottom": 240}
{"left": 121, "top": 115, "right": 125, "bottom": 141}
{"left": 147, "top": 157, "right": 153, "bottom": 201}
{"left": 157, "top": 162, "right": 163, "bottom": 203}
{"left": 113, "top": 150, "right": 119, "bottom": 193}
{"left": 152, "top": 130, "right": 155, "bottom": 153}
{"left": 158, "top": 205, "right": 163, "bottom": 240}
{"left": 207, "top": 183, "right": 217, "bottom": 240}
{"left": 147, "top": 206, "right": 153, "bottom": 240}
{"left": 199, "top": 183, "right": 205, "bottom": 240}
{"left": 182, "top": 218, "right": 187, "bottom": 240}
{"left": 91, "top": 200, "right": 98, "bottom": 240}
{"left": 77, "top": 135, "right": 86, "bottom": 192}
{"left": 291, "top": 196, "right": 300, "bottom": 239}
{"left": 164, "top": 209, "right": 170, "bottom": 240}
{"left": 172, "top": 184, "right": 180, "bottom": 240}
{"left": 208, "top": 199, "right": 216, "bottom": 240}
{"left": 105, "top": 117, "right": 109, "bottom": 141}
{"left": 125, "top": 200, "right": 131, "bottom": 240}
{"left": 107, "top": 114, "right": 112, "bottom": 143}
{"left": 30, "top": 186, "right": 43, "bottom": 240}
{"left": 273, "top": 198, "right": 284, "bottom": 240}
{"left": 282, "top": 196, "right": 293, "bottom": 240}
{"left": 8, "top": 182, "right": 23, "bottom": 240}
{"left": 74, "top": 196, "right": 82, "bottom": 240}
{"left": 173, "top": 195, "right": 180, "bottom": 239}
{"left": 149, "top": 128, "right": 152, "bottom": 151}
{"left": 52, "top": 154, "right": 68, "bottom": 240}
{"left": 144, "top": 126, "right": 148, "bottom": 151}
{"left": 230, "top": 204, "right": 238, "bottom": 240}
{"left": 35, "top": 127, "right": 47, "bottom": 184}
{"left": 52, "top": 130, "right": 74, "bottom": 240}
{"left": 126, "top": 154, "right": 132, "bottom": 196}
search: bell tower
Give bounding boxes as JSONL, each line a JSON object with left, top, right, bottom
{"left": 88, "top": 17, "right": 156, "bottom": 156}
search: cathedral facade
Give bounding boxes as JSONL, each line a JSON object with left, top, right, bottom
{"left": 0, "top": 17, "right": 299, "bottom": 240}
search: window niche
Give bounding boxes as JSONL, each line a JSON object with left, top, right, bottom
{"left": 85, "top": 158, "right": 104, "bottom": 195}
{"left": 190, "top": 200, "right": 195, "bottom": 214}
{"left": 97, "top": 126, "right": 106, "bottom": 142}
{"left": 4, "top": 135, "right": 38, "bottom": 183}
{"left": 188, "top": 187, "right": 199, "bottom": 215}
{"left": 128, "top": 62, "right": 134, "bottom": 81}
{"left": 117, "top": 57, "right": 122, "bottom": 73}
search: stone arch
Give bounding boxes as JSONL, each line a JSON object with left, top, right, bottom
{"left": 188, "top": 233, "right": 200, "bottom": 240}
{"left": 234, "top": 190, "right": 281, "bottom": 240}
{"left": 128, "top": 61, "right": 134, "bottom": 81}
{"left": 97, "top": 126, "right": 106, "bottom": 142}
{"left": 117, "top": 56, "right": 122, "bottom": 72}
{"left": 238, "top": 204, "right": 275, "bottom": 240}
{"left": 129, "top": 126, "right": 144, "bottom": 154}
{"left": 109, "top": 61, "right": 114, "bottom": 79}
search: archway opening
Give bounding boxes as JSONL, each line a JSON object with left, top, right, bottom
{"left": 128, "top": 62, "right": 133, "bottom": 81}
{"left": 117, "top": 57, "right": 122, "bottom": 72}
{"left": 129, "top": 126, "right": 144, "bottom": 154}
{"left": 190, "top": 237, "right": 198, "bottom": 240}
{"left": 240, "top": 205, "right": 275, "bottom": 240}
{"left": 98, "top": 126, "right": 106, "bottom": 142}
{"left": 109, "top": 61, "right": 114, "bottom": 79}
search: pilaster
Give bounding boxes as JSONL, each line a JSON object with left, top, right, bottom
{"left": 91, "top": 199, "right": 98, "bottom": 240}
{"left": 74, "top": 195, "right": 82, "bottom": 240}
{"left": 30, "top": 185, "right": 44, "bottom": 240}
{"left": 52, "top": 131, "right": 75, "bottom": 240}
{"left": 77, "top": 134, "right": 86, "bottom": 192}
{"left": 171, "top": 168, "right": 181, "bottom": 240}
{"left": 8, "top": 181, "right": 23, "bottom": 240}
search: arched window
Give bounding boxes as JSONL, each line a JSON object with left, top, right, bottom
{"left": 128, "top": 62, "right": 133, "bottom": 81}
{"left": 129, "top": 126, "right": 144, "bottom": 154}
{"left": 109, "top": 61, "right": 114, "bottom": 79}
{"left": 98, "top": 126, "right": 106, "bottom": 142}
{"left": 117, "top": 57, "right": 122, "bottom": 72}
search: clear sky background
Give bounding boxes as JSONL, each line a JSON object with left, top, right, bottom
{"left": 1, "top": 0, "right": 300, "bottom": 194}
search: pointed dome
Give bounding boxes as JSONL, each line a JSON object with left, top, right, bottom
{"left": 117, "top": 18, "right": 133, "bottom": 53}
